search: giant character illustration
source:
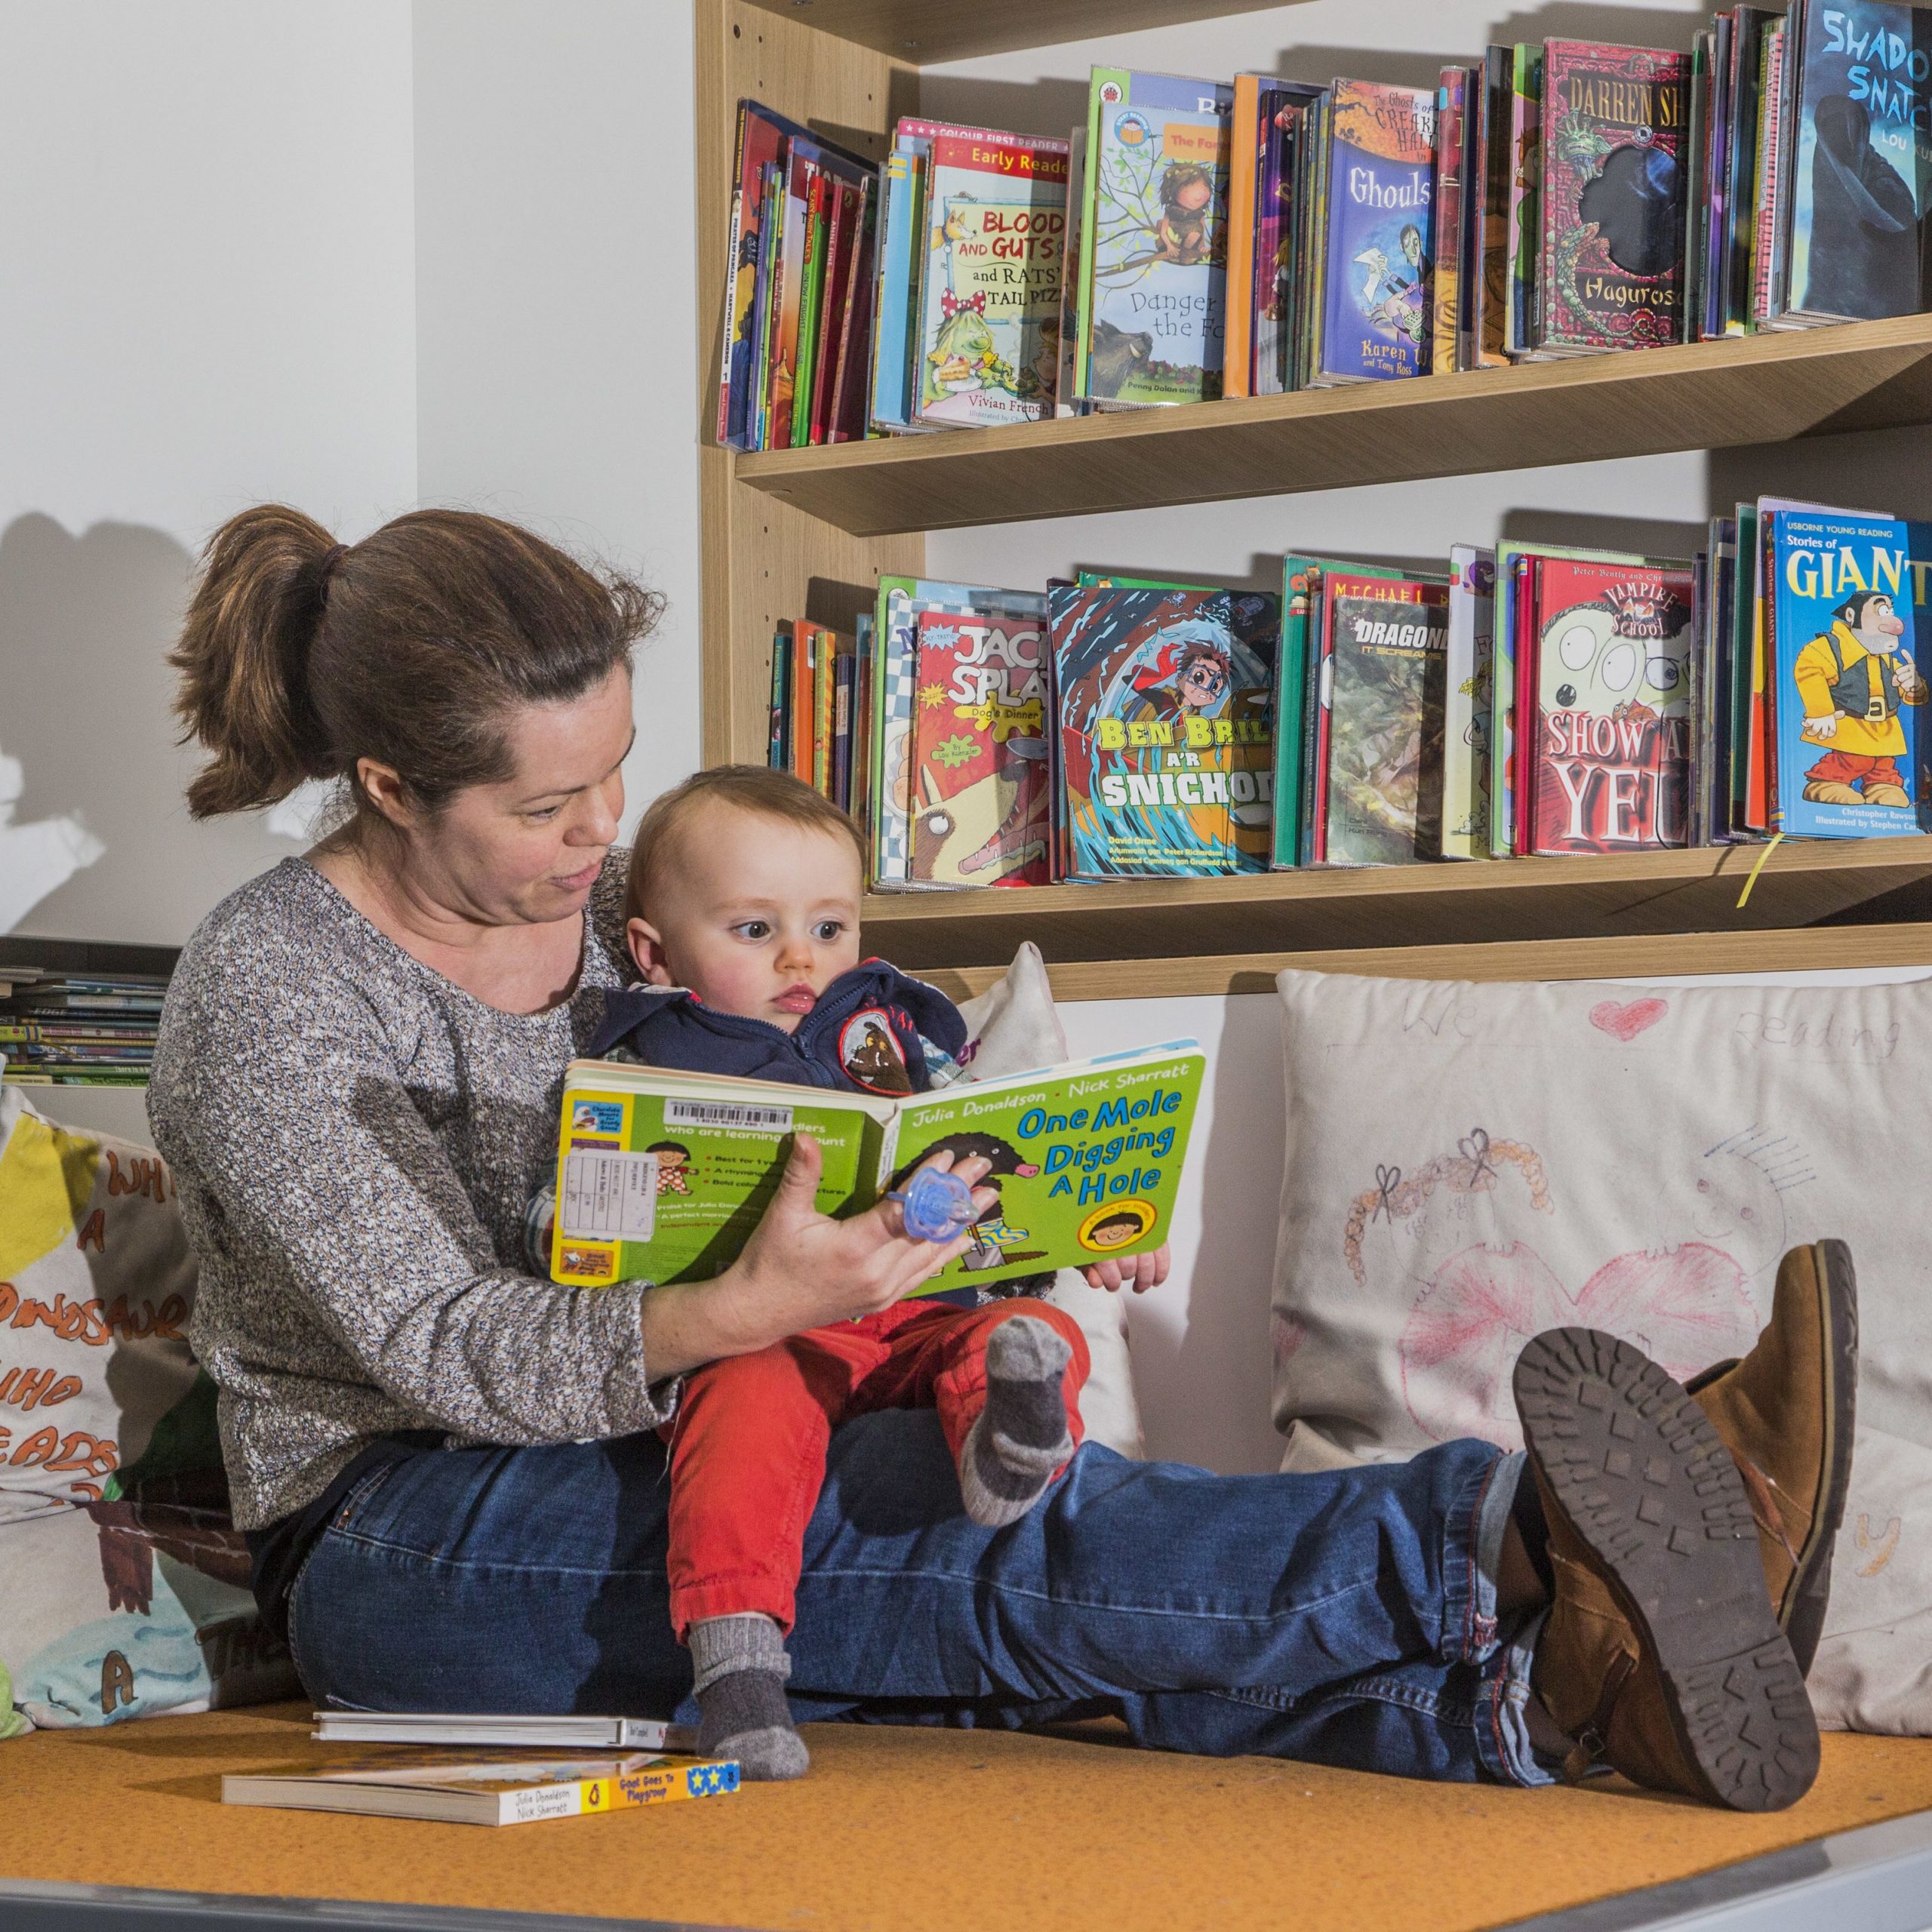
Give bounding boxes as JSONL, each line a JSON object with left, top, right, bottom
{"left": 1795, "top": 589, "right": 1927, "bottom": 807}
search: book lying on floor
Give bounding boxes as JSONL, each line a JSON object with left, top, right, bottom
{"left": 221, "top": 1752, "right": 740, "bottom": 1826}
{"left": 549, "top": 1041, "right": 1204, "bottom": 1291}
{"left": 312, "top": 1712, "right": 696, "bottom": 1752}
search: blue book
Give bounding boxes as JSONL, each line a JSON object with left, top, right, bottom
{"left": 1769, "top": 505, "right": 1932, "bottom": 838}
{"left": 1784, "top": 0, "right": 1932, "bottom": 322}
{"left": 1314, "top": 78, "right": 1438, "bottom": 385}
{"left": 869, "top": 150, "right": 921, "bottom": 430}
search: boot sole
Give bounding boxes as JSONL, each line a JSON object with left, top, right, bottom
{"left": 1515, "top": 1327, "right": 1820, "bottom": 1812}
{"left": 1786, "top": 1240, "right": 1859, "bottom": 1675}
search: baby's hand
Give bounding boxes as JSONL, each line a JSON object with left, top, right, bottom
{"left": 1082, "top": 1242, "right": 1170, "bottom": 1294}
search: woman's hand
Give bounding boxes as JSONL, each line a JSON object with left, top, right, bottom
{"left": 641, "top": 1138, "right": 996, "bottom": 1374}
{"left": 1081, "top": 1243, "right": 1170, "bottom": 1295}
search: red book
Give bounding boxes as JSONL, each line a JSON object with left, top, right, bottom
{"left": 1512, "top": 557, "right": 1539, "bottom": 854}
{"left": 1530, "top": 556, "right": 1695, "bottom": 854}
{"left": 807, "top": 180, "right": 853, "bottom": 446}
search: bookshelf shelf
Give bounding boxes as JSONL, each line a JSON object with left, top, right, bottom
{"left": 693, "top": 0, "right": 1932, "bottom": 997}
{"left": 859, "top": 836, "right": 1932, "bottom": 977}
{"left": 734, "top": 0, "right": 1300, "bottom": 63}
{"left": 734, "top": 313, "right": 1932, "bottom": 537}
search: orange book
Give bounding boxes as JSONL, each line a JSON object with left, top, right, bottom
{"left": 1222, "top": 75, "right": 1262, "bottom": 399}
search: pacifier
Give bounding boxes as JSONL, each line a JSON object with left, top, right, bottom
{"left": 887, "top": 1165, "right": 978, "bottom": 1243}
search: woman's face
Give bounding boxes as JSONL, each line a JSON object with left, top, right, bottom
{"left": 385, "top": 664, "right": 635, "bottom": 927}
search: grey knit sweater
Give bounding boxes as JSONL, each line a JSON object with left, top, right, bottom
{"left": 147, "top": 856, "right": 676, "bottom": 1530}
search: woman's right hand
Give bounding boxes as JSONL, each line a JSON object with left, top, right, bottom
{"left": 641, "top": 1137, "right": 995, "bottom": 1374}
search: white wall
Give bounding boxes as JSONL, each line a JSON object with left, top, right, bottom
{"left": 412, "top": 0, "right": 703, "bottom": 830}
{"left": 0, "top": 0, "right": 419, "bottom": 943}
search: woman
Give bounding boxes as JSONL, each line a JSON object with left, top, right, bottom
{"left": 149, "top": 505, "right": 1850, "bottom": 1810}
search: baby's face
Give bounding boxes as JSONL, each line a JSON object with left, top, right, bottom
{"left": 629, "top": 803, "right": 862, "bottom": 1033}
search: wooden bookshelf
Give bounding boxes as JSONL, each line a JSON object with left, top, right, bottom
{"left": 734, "top": 0, "right": 1300, "bottom": 62}
{"left": 863, "top": 837, "right": 1932, "bottom": 974}
{"left": 735, "top": 314, "right": 1932, "bottom": 537}
{"left": 692, "top": 0, "right": 1932, "bottom": 998}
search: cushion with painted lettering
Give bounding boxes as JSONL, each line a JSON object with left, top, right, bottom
{"left": 1268, "top": 966, "right": 1932, "bottom": 1734}
{"left": 0, "top": 1085, "right": 294, "bottom": 1730}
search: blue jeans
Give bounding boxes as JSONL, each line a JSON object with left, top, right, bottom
{"left": 286, "top": 1412, "right": 1549, "bottom": 1786}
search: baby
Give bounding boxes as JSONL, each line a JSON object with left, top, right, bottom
{"left": 589, "top": 765, "right": 1163, "bottom": 1780}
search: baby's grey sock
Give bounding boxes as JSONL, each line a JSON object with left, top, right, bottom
{"left": 958, "top": 1315, "right": 1075, "bottom": 1529}
{"left": 688, "top": 1612, "right": 809, "bottom": 1780}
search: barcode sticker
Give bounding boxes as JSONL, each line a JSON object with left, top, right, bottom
{"left": 560, "top": 1150, "right": 658, "bottom": 1241}
{"left": 664, "top": 1098, "right": 795, "bottom": 1132}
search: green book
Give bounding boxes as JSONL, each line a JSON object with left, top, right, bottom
{"left": 549, "top": 1042, "right": 1204, "bottom": 1292}
{"left": 790, "top": 173, "right": 830, "bottom": 448}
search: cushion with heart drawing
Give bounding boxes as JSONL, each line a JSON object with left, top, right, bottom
{"left": 1270, "top": 965, "right": 1932, "bottom": 1734}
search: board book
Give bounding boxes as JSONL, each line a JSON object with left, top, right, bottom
{"left": 549, "top": 1044, "right": 1204, "bottom": 1292}
{"left": 222, "top": 1752, "right": 739, "bottom": 1827}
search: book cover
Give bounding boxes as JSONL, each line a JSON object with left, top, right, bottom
{"left": 789, "top": 168, "right": 832, "bottom": 448}
{"left": 1443, "top": 546, "right": 1496, "bottom": 857}
{"left": 749, "top": 162, "right": 784, "bottom": 449}
{"left": 1475, "top": 48, "right": 1513, "bottom": 365}
{"left": 828, "top": 176, "right": 878, "bottom": 443}
{"left": 1530, "top": 556, "right": 1695, "bottom": 853}
{"left": 719, "top": 105, "right": 796, "bottom": 449}
{"left": 1432, "top": 65, "right": 1468, "bottom": 374}
{"left": 551, "top": 1044, "right": 1205, "bottom": 1294}
{"left": 1051, "top": 586, "right": 1278, "bottom": 877}
{"left": 1538, "top": 41, "right": 1692, "bottom": 353}
{"left": 1723, "top": 8, "right": 1777, "bottom": 333}
{"left": 808, "top": 176, "right": 855, "bottom": 444}
{"left": 1315, "top": 79, "right": 1436, "bottom": 383}
{"left": 223, "top": 1752, "right": 739, "bottom": 1826}
{"left": 1057, "top": 127, "right": 1088, "bottom": 416}
{"left": 1081, "top": 68, "right": 1235, "bottom": 407}
{"left": 1769, "top": 506, "right": 1932, "bottom": 836}
{"left": 906, "top": 602, "right": 1052, "bottom": 887}
{"left": 1506, "top": 46, "right": 1545, "bottom": 356}
{"left": 1752, "top": 23, "right": 1789, "bottom": 325}
{"left": 915, "top": 130, "right": 1070, "bottom": 428}
{"left": 869, "top": 150, "right": 923, "bottom": 429}
{"left": 1254, "top": 85, "right": 1324, "bottom": 393}
{"left": 1786, "top": 0, "right": 1932, "bottom": 321}
{"left": 1321, "top": 574, "right": 1448, "bottom": 863}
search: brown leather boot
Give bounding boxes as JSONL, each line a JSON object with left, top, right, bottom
{"left": 1687, "top": 1240, "right": 1858, "bottom": 1675}
{"left": 1516, "top": 1327, "right": 1819, "bottom": 1811}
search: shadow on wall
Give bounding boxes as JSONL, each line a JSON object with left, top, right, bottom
{"left": 0, "top": 513, "right": 297, "bottom": 946}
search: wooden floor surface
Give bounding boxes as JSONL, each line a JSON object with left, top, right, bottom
{"left": 5, "top": 1704, "right": 1932, "bottom": 1931}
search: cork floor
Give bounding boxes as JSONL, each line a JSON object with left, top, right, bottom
{"left": 6, "top": 1703, "right": 1932, "bottom": 1931}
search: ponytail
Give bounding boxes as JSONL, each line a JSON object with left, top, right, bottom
{"left": 171, "top": 504, "right": 660, "bottom": 829}
{"left": 171, "top": 505, "right": 339, "bottom": 818}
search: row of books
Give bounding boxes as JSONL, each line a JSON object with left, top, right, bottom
{"left": 715, "top": 0, "right": 1932, "bottom": 444}
{"left": 0, "top": 968, "right": 167, "bottom": 1087}
{"left": 776, "top": 499, "right": 1930, "bottom": 885}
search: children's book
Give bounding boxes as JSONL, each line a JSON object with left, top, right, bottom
{"left": 1432, "top": 65, "right": 1469, "bottom": 374}
{"left": 870, "top": 148, "right": 924, "bottom": 429}
{"left": 1079, "top": 68, "right": 1234, "bottom": 408}
{"left": 916, "top": 129, "right": 1070, "bottom": 428}
{"left": 1505, "top": 46, "right": 1545, "bottom": 358}
{"left": 313, "top": 1713, "right": 695, "bottom": 1752}
{"left": 1057, "top": 126, "right": 1088, "bottom": 416}
{"left": 1537, "top": 42, "right": 1693, "bottom": 355}
{"left": 1312, "top": 79, "right": 1437, "bottom": 385}
{"left": 1051, "top": 585, "right": 1277, "bottom": 877}
{"left": 869, "top": 579, "right": 1046, "bottom": 888}
{"left": 1767, "top": 503, "right": 1932, "bottom": 836}
{"left": 1223, "top": 74, "right": 1265, "bottom": 398}
{"left": 1781, "top": 0, "right": 1932, "bottom": 325}
{"left": 223, "top": 1752, "right": 739, "bottom": 1826}
{"left": 1443, "top": 546, "right": 1496, "bottom": 858}
{"left": 1528, "top": 555, "right": 1695, "bottom": 853}
{"left": 1255, "top": 83, "right": 1325, "bottom": 394}
{"left": 827, "top": 177, "right": 878, "bottom": 443}
{"left": 905, "top": 601, "right": 1052, "bottom": 887}
{"left": 1475, "top": 47, "right": 1514, "bottom": 365}
{"left": 550, "top": 1043, "right": 1205, "bottom": 1293}
{"left": 1321, "top": 574, "right": 1448, "bottom": 863}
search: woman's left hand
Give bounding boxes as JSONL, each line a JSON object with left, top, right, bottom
{"left": 1081, "top": 1243, "right": 1169, "bottom": 1294}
